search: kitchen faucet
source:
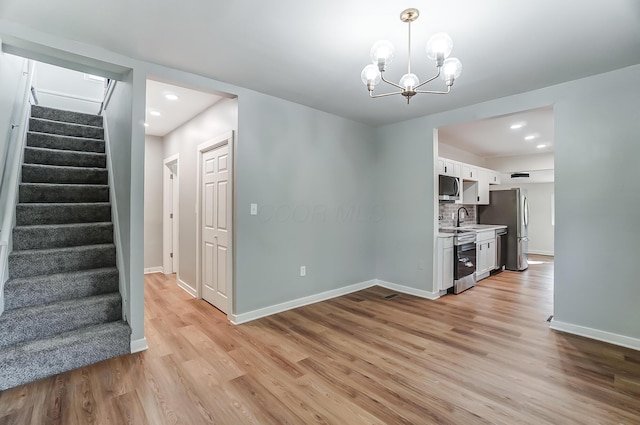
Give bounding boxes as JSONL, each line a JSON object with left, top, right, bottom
{"left": 456, "top": 206, "right": 469, "bottom": 228}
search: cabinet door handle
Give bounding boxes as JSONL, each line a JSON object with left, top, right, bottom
{"left": 477, "top": 196, "right": 480, "bottom": 202}
{"left": 445, "top": 165, "right": 447, "bottom": 173}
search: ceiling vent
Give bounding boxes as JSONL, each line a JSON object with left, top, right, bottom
{"left": 511, "top": 172, "right": 530, "bottom": 178}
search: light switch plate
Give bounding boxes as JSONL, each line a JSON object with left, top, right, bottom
{"left": 300, "top": 266, "right": 306, "bottom": 276}
{"left": 250, "top": 203, "right": 258, "bottom": 215}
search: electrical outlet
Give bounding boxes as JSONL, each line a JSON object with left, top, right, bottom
{"left": 451, "top": 212, "right": 455, "bottom": 220}
{"left": 300, "top": 266, "right": 306, "bottom": 276}
{"left": 250, "top": 203, "right": 258, "bottom": 215}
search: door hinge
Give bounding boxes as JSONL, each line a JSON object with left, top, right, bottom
{"left": 170, "top": 213, "right": 173, "bottom": 219}
{"left": 170, "top": 252, "right": 173, "bottom": 258}
{"left": 170, "top": 174, "right": 174, "bottom": 179}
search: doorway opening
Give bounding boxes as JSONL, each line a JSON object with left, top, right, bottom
{"left": 142, "top": 76, "right": 237, "bottom": 318}
{"left": 163, "top": 154, "right": 179, "bottom": 275}
{"left": 433, "top": 106, "right": 555, "bottom": 313}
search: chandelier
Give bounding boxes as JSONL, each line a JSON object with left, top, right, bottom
{"left": 361, "top": 8, "right": 462, "bottom": 104}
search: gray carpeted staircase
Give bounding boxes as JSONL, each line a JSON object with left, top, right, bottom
{"left": 0, "top": 105, "right": 131, "bottom": 391}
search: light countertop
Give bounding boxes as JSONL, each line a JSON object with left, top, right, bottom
{"left": 437, "top": 224, "right": 507, "bottom": 238}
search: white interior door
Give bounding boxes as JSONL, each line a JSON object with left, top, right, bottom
{"left": 200, "top": 143, "right": 231, "bottom": 313}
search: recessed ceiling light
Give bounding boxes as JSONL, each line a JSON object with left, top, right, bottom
{"left": 165, "top": 94, "right": 179, "bottom": 101}
{"left": 536, "top": 144, "right": 547, "bottom": 149}
{"left": 144, "top": 123, "right": 149, "bottom": 127}
{"left": 510, "top": 123, "right": 523, "bottom": 129}
{"left": 150, "top": 111, "right": 161, "bottom": 116}
{"left": 525, "top": 135, "right": 536, "bottom": 140}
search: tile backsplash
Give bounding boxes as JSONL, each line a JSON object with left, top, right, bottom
{"left": 439, "top": 203, "right": 476, "bottom": 228}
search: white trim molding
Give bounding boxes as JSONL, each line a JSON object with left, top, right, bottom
{"left": 130, "top": 337, "right": 148, "bottom": 354}
{"left": 178, "top": 277, "right": 197, "bottom": 298}
{"left": 230, "top": 280, "right": 377, "bottom": 325}
{"left": 527, "top": 250, "right": 554, "bottom": 256}
{"left": 375, "top": 279, "right": 441, "bottom": 300}
{"left": 144, "top": 266, "right": 163, "bottom": 274}
{"left": 550, "top": 319, "right": 640, "bottom": 351}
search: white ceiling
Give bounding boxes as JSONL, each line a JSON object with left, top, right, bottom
{"left": 438, "top": 107, "right": 554, "bottom": 158}
{"left": 1, "top": 1, "right": 639, "bottom": 126}
{"left": 145, "top": 80, "right": 223, "bottom": 137}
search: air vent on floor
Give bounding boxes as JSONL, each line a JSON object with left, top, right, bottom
{"left": 384, "top": 293, "right": 399, "bottom": 300}
{"left": 546, "top": 315, "right": 554, "bottom": 322}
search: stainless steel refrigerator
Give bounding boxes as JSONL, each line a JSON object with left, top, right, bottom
{"left": 478, "top": 188, "right": 529, "bottom": 271}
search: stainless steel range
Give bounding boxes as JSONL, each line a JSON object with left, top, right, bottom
{"left": 440, "top": 229, "right": 477, "bottom": 294}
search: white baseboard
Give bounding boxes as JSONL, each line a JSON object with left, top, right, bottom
{"left": 550, "top": 319, "right": 640, "bottom": 351}
{"left": 230, "top": 279, "right": 377, "bottom": 325}
{"left": 375, "top": 279, "right": 440, "bottom": 300}
{"left": 131, "top": 337, "right": 148, "bottom": 353}
{"left": 177, "top": 278, "right": 197, "bottom": 298}
{"left": 144, "top": 266, "right": 164, "bottom": 274}
{"left": 528, "top": 250, "right": 554, "bottom": 256}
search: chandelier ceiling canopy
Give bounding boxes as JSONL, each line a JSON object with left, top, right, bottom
{"left": 361, "top": 8, "right": 463, "bottom": 104}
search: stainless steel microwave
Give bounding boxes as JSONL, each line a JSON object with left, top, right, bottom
{"left": 439, "top": 175, "right": 460, "bottom": 202}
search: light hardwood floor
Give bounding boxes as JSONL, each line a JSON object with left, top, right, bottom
{"left": 1, "top": 255, "right": 639, "bottom": 424}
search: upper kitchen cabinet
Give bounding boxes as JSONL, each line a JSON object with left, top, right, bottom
{"left": 437, "top": 157, "right": 460, "bottom": 177}
{"left": 488, "top": 171, "right": 501, "bottom": 185}
{"left": 461, "top": 164, "right": 478, "bottom": 181}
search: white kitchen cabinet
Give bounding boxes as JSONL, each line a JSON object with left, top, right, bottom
{"left": 437, "top": 157, "right": 459, "bottom": 177}
{"left": 477, "top": 170, "right": 490, "bottom": 205}
{"left": 476, "top": 230, "right": 496, "bottom": 281}
{"left": 462, "top": 165, "right": 478, "bottom": 181}
{"left": 488, "top": 171, "right": 501, "bottom": 185}
{"left": 437, "top": 236, "right": 454, "bottom": 291}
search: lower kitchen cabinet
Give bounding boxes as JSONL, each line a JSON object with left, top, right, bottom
{"left": 437, "top": 236, "right": 454, "bottom": 291}
{"left": 476, "top": 230, "right": 496, "bottom": 281}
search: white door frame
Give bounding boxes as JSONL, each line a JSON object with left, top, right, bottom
{"left": 163, "top": 154, "right": 179, "bottom": 275}
{"left": 196, "top": 131, "right": 234, "bottom": 317}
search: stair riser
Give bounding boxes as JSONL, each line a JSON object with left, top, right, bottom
{"left": 13, "top": 223, "right": 113, "bottom": 250}
{"left": 24, "top": 147, "right": 106, "bottom": 168}
{"left": 16, "top": 203, "right": 112, "bottom": 226}
{"left": 0, "top": 322, "right": 130, "bottom": 391}
{"left": 0, "top": 295, "right": 122, "bottom": 349}
{"left": 9, "top": 246, "right": 116, "bottom": 279}
{"left": 29, "top": 118, "right": 104, "bottom": 140}
{"left": 19, "top": 184, "right": 109, "bottom": 203}
{"left": 4, "top": 269, "right": 119, "bottom": 311}
{"left": 30, "top": 106, "right": 103, "bottom": 127}
{"left": 27, "top": 132, "right": 105, "bottom": 153}
{"left": 22, "top": 165, "right": 108, "bottom": 185}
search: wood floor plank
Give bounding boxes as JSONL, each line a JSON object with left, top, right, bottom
{"left": 1, "top": 256, "right": 640, "bottom": 424}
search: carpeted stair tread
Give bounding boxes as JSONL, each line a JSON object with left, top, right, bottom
{"left": 8, "top": 243, "right": 116, "bottom": 278}
{"left": 29, "top": 117, "right": 104, "bottom": 140}
{"left": 0, "top": 321, "right": 130, "bottom": 391}
{"left": 30, "top": 105, "right": 103, "bottom": 127}
{"left": 20, "top": 182, "right": 109, "bottom": 203}
{"left": 4, "top": 267, "right": 119, "bottom": 311}
{"left": 16, "top": 202, "right": 111, "bottom": 225}
{"left": 27, "top": 131, "right": 105, "bottom": 153}
{"left": 24, "top": 146, "right": 106, "bottom": 168}
{"left": 12, "top": 222, "right": 113, "bottom": 250}
{"left": 22, "top": 163, "right": 108, "bottom": 184}
{"left": 0, "top": 293, "right": 122, "bottom": 349}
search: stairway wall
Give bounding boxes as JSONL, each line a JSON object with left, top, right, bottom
{"left": 0, "top": 55, "right": 35, "bottom": 315}
{"left": 103, "top": 70, "right": 146, "bottom": 349}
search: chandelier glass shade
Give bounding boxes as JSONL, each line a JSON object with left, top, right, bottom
{"left": 361, "top": 8, "right": 462, "bottom": 104}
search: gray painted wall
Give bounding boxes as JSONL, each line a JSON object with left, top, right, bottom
{"left": 375, "top": 64, "right": 640, "bottom": 341}
{"left": 375, "top": 121, "right": 436, "bottom": 293}
{"left": 163, "top": 98, "right": 238, "bottom": 291}
{"left": 144, "top": 135, "right": 163, "bottom": 270}
{"left": 236, "top": 94, "right": 377, "bottom": 314}
{"left": 0, "top": 53, "right": 27, "bottom": 193}
{"left": 104, "top": 73, "right": 132, "bottom": 320}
